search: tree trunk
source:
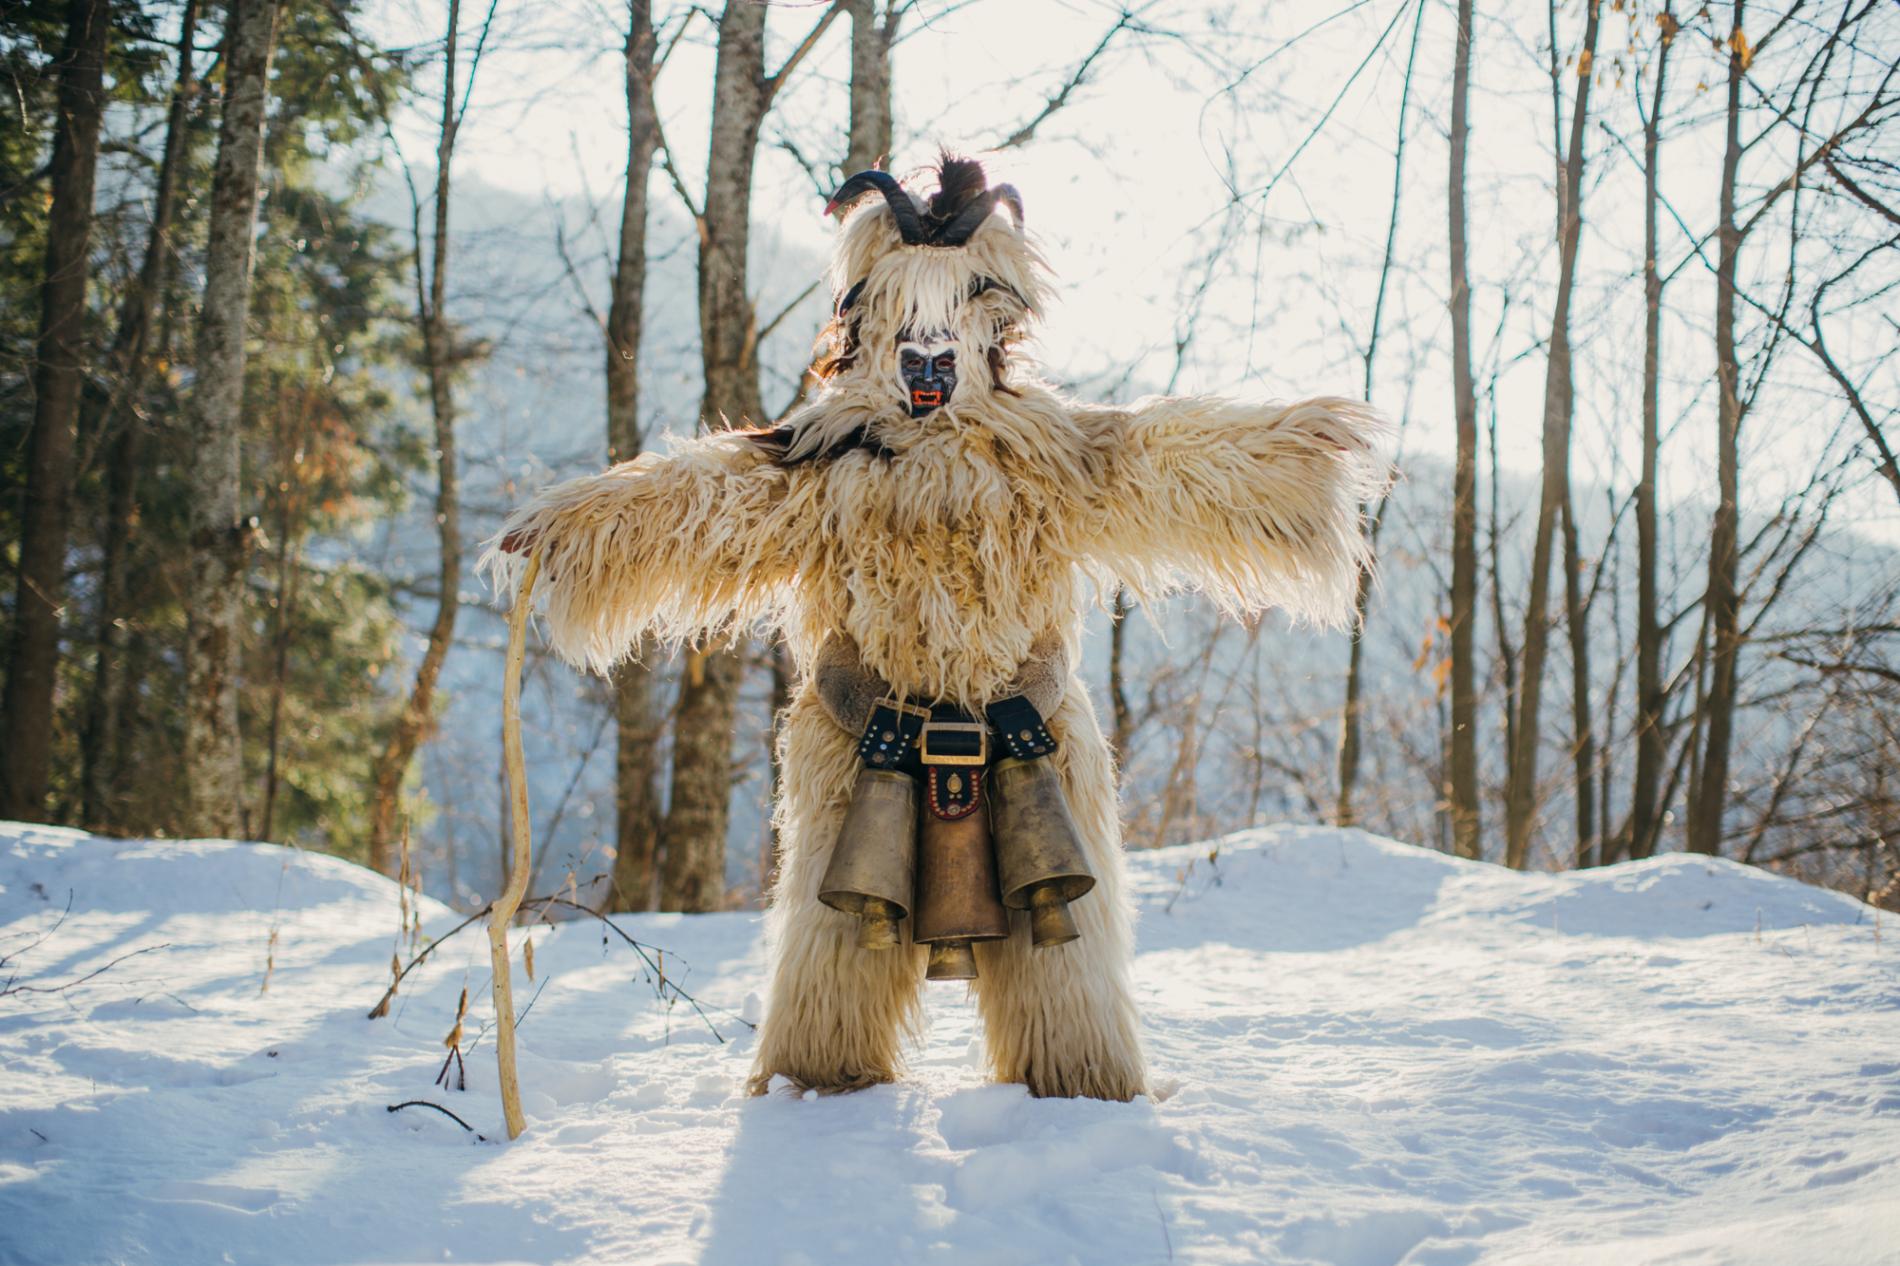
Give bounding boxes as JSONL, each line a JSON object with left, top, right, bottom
{"left": 0, "top": 0, "right": 111, "bottom": 822}
{"left": 1689, "top": 0, "right": 1746, "bottom": 858}
{"left": 605, "top": 0, "right": 664, "bottom": 912}
{"left": 182, "top": 0, "right": 281, "bottom": 838}
{"left": 1446, "top": 0, "right": 1481, "bottom": 861}
{"left": 1108, "top": 586, "right": 1133, "bottom": 763}
{"left": 763, "top": 640, "right": 792, "bottom": 898}
{"left": 1333, "top": 577, "right": 1370, "bottom": 829}
{"left": 1629, "top": 7, "right": 1674, "bottom": 862}
{"left": 81, "top": 0, "right": 200, "bottom": 832}
{"left": 759, "top": 0, "right": 890, "bottom": 900}
{"left": 1562, "top": 491, "right": 1596, "bottom": 867}
{"left": 1488, "top": 400, "right": 1517, "bottom": 824}
{"left": 259, "top": 396, "right": 302, "bottom": 842}
{"left": 659, "top": 0, "right": 772, "bottom": 912}
{"left": 368, "top": 0, "right": 466, "bottom": 874}
{"left": 660, "top": 648, "right": 742, "bottom": 910}
{"left": 1502, "top": 0, "right": 1601, "bottom": 870}
{"left": 1335, "top": 0, "right": 1421, "bottom": 832}
{"left": 761, "top": 0, "right": 895, "bottom": 897}
{"left": 842, "top": 0, "right": 893, "bottom": 175}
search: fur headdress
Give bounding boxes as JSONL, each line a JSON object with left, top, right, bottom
{"left": 759, "top": 154, "right": 1051, "bottom": 463}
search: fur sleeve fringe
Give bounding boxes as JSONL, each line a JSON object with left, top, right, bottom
{"left": 478, "top": 435, "right": 802, "bottom": 674}
{"left": 1083, "top": 395, "right": 1394, "bottom": 627}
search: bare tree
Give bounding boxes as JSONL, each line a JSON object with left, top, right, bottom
{"left": 1445, "top": 0, "right": 1481, "bottom": 861}
{"left": 368, "top": 0, "right": 499, "bottom": 874}
{"left": 1334, "top": 0, "right": 1423, "bottom": 829}
{"left": 1108, "top": 587, "right": 1134, "bottom": 763}
{"left": 605, "top": 0, "right": 664, "bottom": 912}
{"left": 1627, "top": 4, "right": 1677, "bottom": 863}
{"left": 660, "top": 0, "right": 841, "bottom": 912}
{"left": 81, "top": 0, "right": 202, "bottom": 832}
{"left": 760, "top": 0, "right": 896, "bottom": 899}
{"left": 182, "top": 0, "right": 283, "bottom": 837}
{"left": 1502, "top": 0, "right": 1602, "bottom": 870}
{"left": 1686, "top": 1, "right": 1749, "bottom": 857}
{"left": 0, "top": 0, "right": 112, "bottom": 822}
{"left": 842, "top": 0, "right": 894, "bottom": 175}
{"left": 1560, "top": 490, "right": 1596, "bottom": 866}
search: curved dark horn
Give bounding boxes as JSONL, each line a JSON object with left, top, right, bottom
{"left": 990, "top": 184, "right": 1025, "bottom": 229}
{"left": 932, "top": 189, "right": 1000, "bottom": 247}
{"left": 825, "top": 170, "right": 924, "bottom": 244}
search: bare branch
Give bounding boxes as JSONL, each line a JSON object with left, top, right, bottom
{"left": 764, "top": 1, "right": 845, "bottom": 106}
{"left": 993, "top": 8, "right": 1137, "bottom": 150}
{"left": 387, "top": 1099, "right": 486, "bottom": 1139}
{"left": 2, "top": 943, "right": 170, "bottom": 999}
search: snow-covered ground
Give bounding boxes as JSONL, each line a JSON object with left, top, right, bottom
{"left": 1, "top": 821, "right": 1895, "bottom": 1266}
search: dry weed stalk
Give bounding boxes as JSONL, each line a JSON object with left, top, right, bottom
{"left": 1163, "top": 846, "right": 1223, "bottom": 916}
{"left": 437, "top": 984, "right": 469, "bottom": 1091}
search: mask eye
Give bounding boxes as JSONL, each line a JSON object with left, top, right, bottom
{"left": 934, "top": 354, "right": 955, "bottom": 373}
{"left": 900, "top": 351, "right": 923, "bottom": 370}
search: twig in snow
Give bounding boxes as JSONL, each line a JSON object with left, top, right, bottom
{"left": 463, "top": 975, "right": 550, "bottom": 1058}
{"left": 0, "top": 890, "right": 73, "bottom": 966}
{"left": 369, "top": 889, "right": 751, "bottom": 1041}
{"left": 530, "top": 895, "right": 754, "bottom": 1040}
{"left": 1163, "top": 847, "right": 1223, "bottom": 916}
{"left": 1, "top": 943, "right": 170, "bottom": 999}
{"left": 367, "top": 903, "right": 489, "bottom": 1019}
{"left": 386, "top": 1099, "right": 487, "bottom": 1141}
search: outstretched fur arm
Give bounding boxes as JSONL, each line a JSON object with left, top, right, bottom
{"left": 478, "top": 435, "right": 806, "bottom": 674}
{"left": 1076, "top": 395, "right": 1392, "bottom": 626}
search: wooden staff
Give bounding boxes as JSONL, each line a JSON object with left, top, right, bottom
{"left": 490, "top": 553, "right": 539, "bottom": 1140}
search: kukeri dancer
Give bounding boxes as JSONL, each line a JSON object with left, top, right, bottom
{"left": 484, "top": 154, "right": 1391, "bottom": 1101}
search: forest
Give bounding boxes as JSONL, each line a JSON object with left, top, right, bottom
{"left": 2, "top": 0, "right": 1896, "bottom": 912}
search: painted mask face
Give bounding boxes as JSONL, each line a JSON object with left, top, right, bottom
{"left": 897, "top": 337, "right": 958, "bottom": 417}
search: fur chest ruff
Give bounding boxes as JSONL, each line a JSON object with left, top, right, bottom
{"left": 793, "top": 419, "right": 1086, "bottom": 707}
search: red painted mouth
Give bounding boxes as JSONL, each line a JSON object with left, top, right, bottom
{"left": 911, "top": 390, "right": 943, "bottom": 407}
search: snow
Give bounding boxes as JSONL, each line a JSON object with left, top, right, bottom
{"left": 2, "top": 822, "right": 1896, "bottom": 1266}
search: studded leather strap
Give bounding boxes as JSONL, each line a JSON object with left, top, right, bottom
{"left": 856, "top": 701, "right": 926, "bottom": 771}
{"left": 985, "top": 694, "right": 1057, "bottom": 761}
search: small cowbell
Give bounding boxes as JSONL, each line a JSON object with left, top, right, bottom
{"left": 818, "top": 768, "right": 919, "bottom": 950}
{"left": 988, "top": 756, "right": 1096, "bottom": 948}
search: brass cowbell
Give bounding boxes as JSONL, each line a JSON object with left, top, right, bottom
{"left": 818, "top": 768, "right": 919, "bottom": 950}
{"left": 988, "top": 756, "right": 1096, "bottom": 948}
{"left": 912, "top": 773, "right": 1010, "bottom": 980}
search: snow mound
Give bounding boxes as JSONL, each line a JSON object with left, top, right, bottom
{"left": 2, "top": 820, "right": 1895, "bottom": 1266}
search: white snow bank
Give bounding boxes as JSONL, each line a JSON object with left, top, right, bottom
{"left": 1, "top": 821, "right": 1895, "bottom": 1266}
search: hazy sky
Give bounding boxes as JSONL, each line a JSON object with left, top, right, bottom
{"left": 368, "top": 0, "right": 1899, "bottom": 537}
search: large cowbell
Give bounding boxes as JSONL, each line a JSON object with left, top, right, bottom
{"left": 989, "top": 757, "right": 1097, "bottom": 947}
{"left": 818, "top": 769, "right": 918, "bottom": 950}
{"left": 912, "top": 785, "right": 1010, "bottom": 980}
{"left": 817, "top": 750, "right": 1097, "bottom": 970}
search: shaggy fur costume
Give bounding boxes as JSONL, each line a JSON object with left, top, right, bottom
{"left": 484, "top": 157, "right": 1389, "bottom": 1102}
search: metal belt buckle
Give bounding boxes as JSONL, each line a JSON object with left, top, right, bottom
{"left": 918, "top": 719, "right": 988, "bottom": 766}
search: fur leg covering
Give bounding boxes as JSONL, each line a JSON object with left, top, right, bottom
{"left": 972, "top": 684, "right": 1147, "bottom": 1101}
{"left": 748, "top": 692, "right": 926, "bottom": 1094}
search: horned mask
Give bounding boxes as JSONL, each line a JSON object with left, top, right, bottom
{"left": 753, "top": 156, "right": 1050, "bottom": 462}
